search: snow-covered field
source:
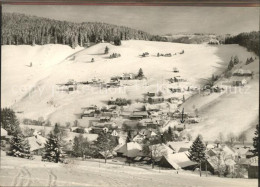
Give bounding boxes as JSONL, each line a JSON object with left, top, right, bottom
{"left": 0, "top": 152, "right": 257, "bottom": 187}
{"left": 1, "top": 40, "right": 258, "bottom": 141}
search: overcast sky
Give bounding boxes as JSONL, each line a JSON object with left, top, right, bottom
{"left": 3, "top": 5, "right": 259, "bottom": 35}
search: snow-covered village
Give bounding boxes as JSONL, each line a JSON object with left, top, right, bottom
{"left": 0, "top": 4, "right": 259, "bottom": 187}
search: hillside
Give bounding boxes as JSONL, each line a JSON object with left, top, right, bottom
{"left": 1, "top": 44, "right": 84, "bottom": 107}
{"left": 181, "top": 45, "right": 259, "bottom": 141}
{"left": 2, "top": 40, "right": 258, "bottom": 141}
{"left": 164, "top": 33, "right": 224, "bottom": 44}
{"left": 1, "top": 13, "right": 166, "bottom": 48}
{"left": 225, "top": 31, "right": 259, "bottom": 56}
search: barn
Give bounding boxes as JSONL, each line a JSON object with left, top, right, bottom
{"left": 148, "top": 97, "right": 164, "bottom": 104}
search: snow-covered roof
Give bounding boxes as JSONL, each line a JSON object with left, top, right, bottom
{"left": 26, "top": 135, "right": 47, "bottom": 151}
{"left": 167, "top": 141, "right": 192, "bottom": 153}
{"left": 1, "top": 128, "right": 8, "bottom": 137}
{"left": 150, "top": 143, "right": 174, "bottom": 157}
{"left": 65, "top": 132, "right": 98, "bottom": 142}
{"left": 116, "top": 142, "right": 143, "bottom": 158}
{"left": 233, "top": 69, "right": 252, "bottom": 75}
{"left": 161, "top": 151, "right": 196, "bottom": 169}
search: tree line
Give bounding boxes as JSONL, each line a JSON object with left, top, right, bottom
{"left": 2, "top": 13, "right": 167, "bottom": 48}
{"left": 225, "top": 31, "right": 259, "bottom": 56}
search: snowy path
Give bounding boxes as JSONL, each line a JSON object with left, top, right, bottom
{"left": 0, "top": 155, "right": 257, "bottom": 187}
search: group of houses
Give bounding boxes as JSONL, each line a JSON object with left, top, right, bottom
{"left": 113, "top": 139, "right": 258, "bottom": 178}
{"left": 231, "top": 69, "right": 253, "bottom": 87}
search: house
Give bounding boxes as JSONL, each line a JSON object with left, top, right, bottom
{"left": 173, "top": 67, "right": 179, "bottom": 73}
{"left": 122, "top": 73, "right": 135, "bottom": 80}
{"left": 106, "top": 80, "right": 120, "bottom": 87}
{"left": 111, "top": 110, "right": 120, "bottom": 118}
{"left": 232, "top": 69, "right": 253, "bottom": 76}
{"left": 115, "top": 142, "right": 143, "bottom": 158}
{"left": 159, "top": 151, "right": 197, "bottom": 170}
{"left": 133, "top": 134, "right": 145, "bottom": 143}
{"left": 83, "top": 105, "right": 98, "bottom": 111}
{"left": 169, "top": 76, "right": 185, "bottom": 83}
{"left": 26, "top": 133, "right": 47, "bottom": 155}
{"left": 65, "top": 132, "right": 98, "bottom": 143}
{"left": 111, "top": 130, "right": 119, "bottom": 137}
{"left": 176, "top": 124, "right": 185, "bottom": 131}
{"left": 144, "top": 104, "right": 160, "bottom": 112}
{"left": 168, "top": 97, "right": 181, "bottom": 104}
{"left": 232, "top": 78, "right": 248, "bottom": 87}
{"left": 129, "top": 115, "right": 143, "bottom": 120}
{"left": 71, "top": 127, "right": 85, "bottom": 134}
{"left": 109, "top": 97, "right": 116, "bottom": 105}
{"left": 91, "top": 77, "right": 103, "bottom": 84}
{"left": 66, "top": 79, "right": 77, "bottom": 91}
{"left": 170, "top": 110, "right": 188, "bottom": 119}
{"left": 133, "top": 111, "right": 149, "bottom": 118}
{"left": 120, "top": 111, "right": 132, "bottom": 118}
{"left": 234, "top": 146, "right": 251, "bottom": 159}
{"left": 169, "top": 88, "right": 182, "bottom": 93}
{"left": 99, "top": 116, "right": 111, "bottom": 122}
{"left": 206, "top": 155, "right": 236, "bottom": 175}
{"left": 139, "top": 118, "right": 159, "bottom": 129}
{"left": 207, "top": 145, "right": 237, "bottom": 159}
{"left": 147, "top": 92, "right": 156, "bottom": 97}
{"left": 150, "top": 143, "right": 175, "bottom": 159}
{"left": 130, "top": 111, "right": 149, "bottom": 120}
{"left": 111, "top": 76, "right": 121, "bottom": 81}
{"left": 186, "top": 117, "right": 200, "bottom": 124}
{"left": 148, "top": 97, "right": 164, "bottom": 104}
{"left": 81, "top": 109, "right": 95, "bottom": 118}
{"left": 57, "top": 79, "right": 77, "bottom": 91}
{"left": 141, "top": 52, "right": 149, "bottom": 57}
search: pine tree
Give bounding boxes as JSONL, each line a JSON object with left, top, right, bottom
{"left": 168, "top": 127, "right": 173, "bottom": 141}
{"left": 114, "top": 36, "right": 121, "bottom": 46}
{"left": 227, "top": 57, "right": 234, "bottom": 71}
{"left": 137, "top": 68, "right": 144, "bottom": 78}
{"left": 42, "top": 132, "right": 64, "bottom": 163}
{"left": 251, "top": 124, "right": 259, "bottom": 156}
{"left": 233, "top": 55, "right": 239, "bottom": 65}
{"left": 126, "top": 131, "right": 132, "bottom": 143}
{"left": 1, "top": 108, "right": 21, "bottom": 135}
{"left": 189, "top": 135, "right": 206, "bottom": 177}
{"left": 104, "top": 46, "right": 109, "bottom": 54}
{"left": 9, "top": 132, "right": 30, "bottom": 158}
{"left": 53, "top": 123, "right": 61, "bottom": 135}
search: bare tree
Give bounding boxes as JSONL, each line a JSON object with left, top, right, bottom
{"left": 217, "top": 132, "right": 224, "bottom": 144}
{"left": 238, "top": 132, "right": 247, "bottom": 146}
{"left": 226, "top": 133, "right": 236, "bottom": 147}
{"left": 143, "top": 143, "right": 168, "bottom": 169}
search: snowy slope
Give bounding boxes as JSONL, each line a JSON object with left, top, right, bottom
{"left": 2, "top": 41, "right": 258, "bottom": 141}
{"left": 1, "top": 44, "right": 84, "bottom": 107}
{"left": 181, "top": 46, "right": 259, "bottom": 141}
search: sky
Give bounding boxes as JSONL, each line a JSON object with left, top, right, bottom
{"left": 3, "top": 5, "right": 259, "bottom": 35}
